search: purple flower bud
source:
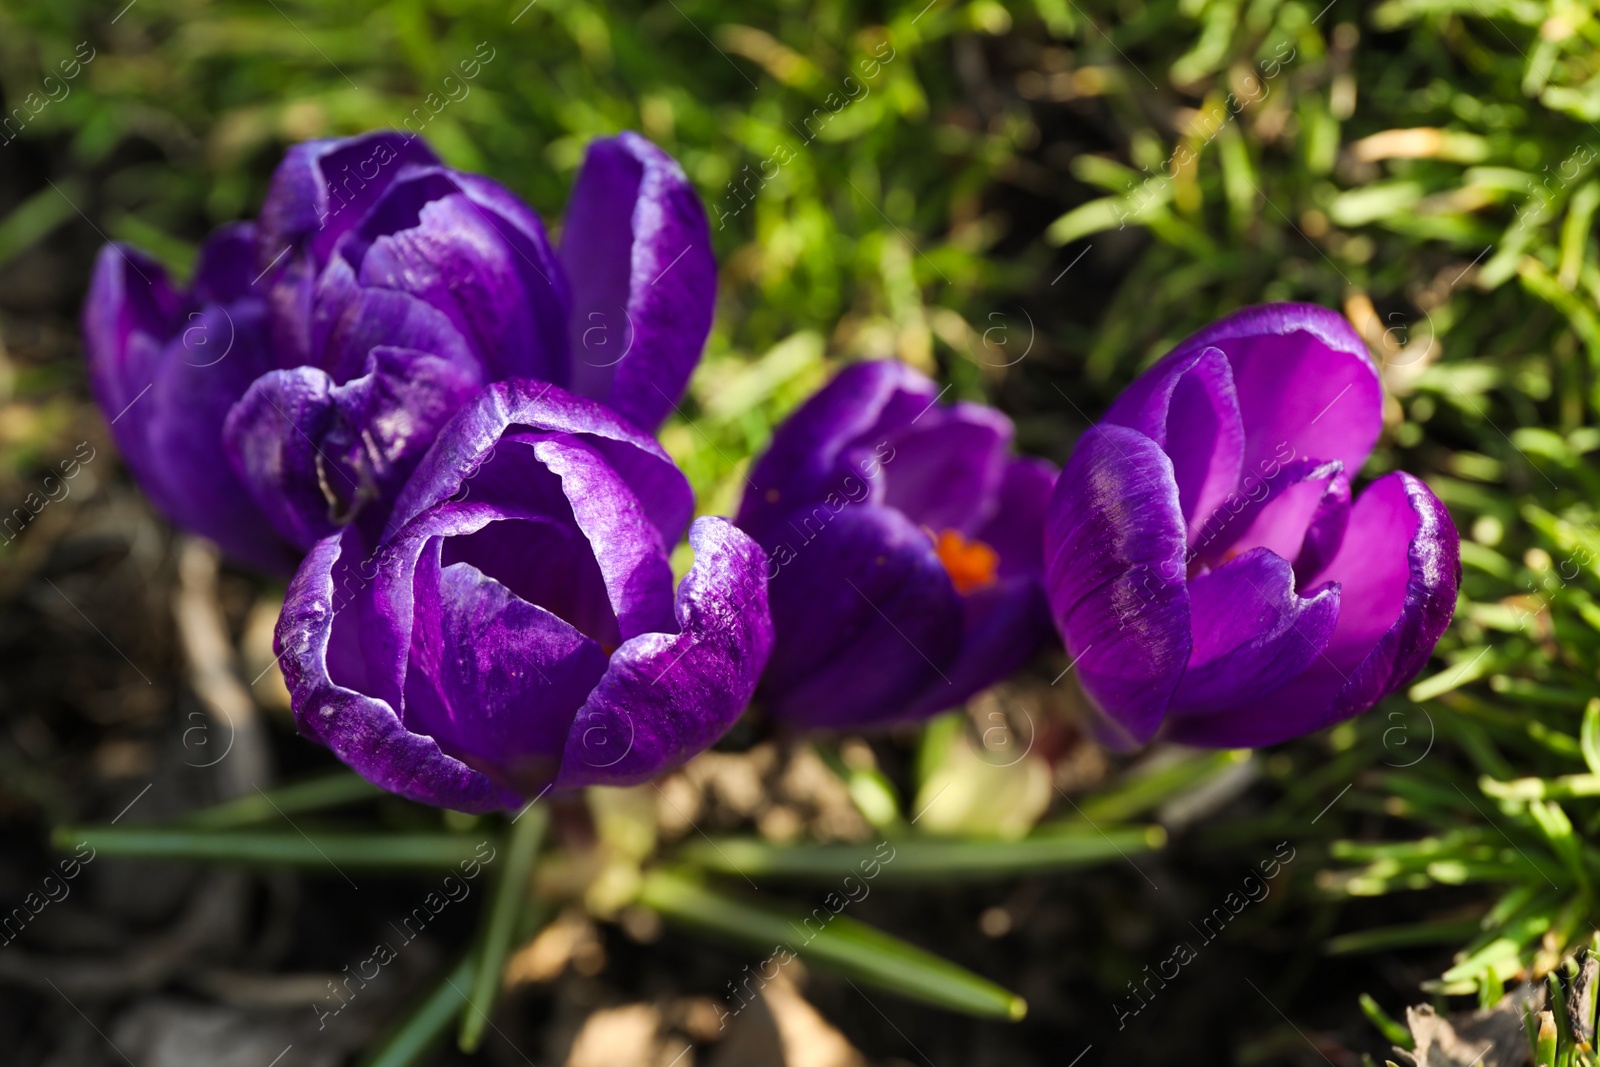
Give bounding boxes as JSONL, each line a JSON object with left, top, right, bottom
{"left": 735, "top": 361, "right": 1057, "bottom": 732}
{"left": 275, "top": 380, "right": 773, "bottom": 811}
{"left": 84, "top": 131, "right": 715, "bottom": 567}
{"left": 1044, "top": 303, "right": 1460, "bottom": 749}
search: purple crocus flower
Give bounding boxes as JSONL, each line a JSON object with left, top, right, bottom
{"left": 1045, "top": 304, "right": 1460, "bottom": 749}
{"left": 275, "top": 379, "right": 773, "bottom": 811}
{"left": 735, "top": 361, "right": 1057, "bottom": 732}
{"left": 85, "top": 130, "right": 714, "bottom": 567}
{"left": 83, "top": 225, "right": 297, "bottom": 573}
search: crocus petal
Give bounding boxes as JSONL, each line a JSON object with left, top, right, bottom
{"left": 349, "top": 168, "right": 569, "bottom": 383}
{"left": 1044, "top": 425, "right": 1190, "bottom": 747}
{"left": 441, "top": 515, "right": 618, "bottom": 648}
{"left": 277, "top": 527, "right": 517, "bottom": 812}
{"left": 1292, "top": 469, "right": 1353, "bottom": 585}
{"left": 257, "top": 132, "right": 441, "bottom": 269}
{"left": 258, "top": 133, "right": 442, "bottom": 363}
{"left": 899, "top": 577, "right": 1053, "bottom": 722}
{"left": 737, "top": 360, "right": 938, "bottom": 545}
{"left": 1220, "top": 461, "right": 1352, "bottom": 586}
{"left": 84, "top": 244, "right": 298, "bottom": 571}
{"left": 524, "top": 434, "right": 677, "bottom": 639}
{"left": 560, "top": 132, "right": 715, "bottom": 430}
{"left": 759, "top": 505, "right": 964, "bottom": 732}
{"left": 1160, "top": 303, "right": 1383, "bottom": 481}
{"left": 309, "top": 257, "right": 478, "bottom": 382}
{"left": 1190, "top": 457, "right": 1349, "bottom": 578}
{"left": 974, "top": 456, "right": 1059, "bottom": 577}
{"left": 1310, "top": 473, "right": 1459, "bottom": 682}
{"left": 1165, "top": 473, "right": 1459, "bottom": 746}
{"left": 191, "top": 222, "right": 263, "bottom": 306}
{"left": 440, "top": 433, "right": 676, "bottom": 643}
{"left": 223, "top": 347, "right": 484, "bottom": 550}
{"left": 1104, "top": 346, "right": 1245, "bottom": 540}
{"left": 221, "top": 366, "right": 340, "bottom": 551}
{"left": 84, "top": 244, "right": 182, "bottom": 454}
{"left": 556, "top": 517, "right": 772, "bottom": 787}
{"left": 1168, "top": 547, "right": 1340, "bottom": 715}
{"left": 880, "top": 402, "right": 1012, "bottom": 534}
{"left": 361, "top": 497, "right": 561, "bottom": 709}
{"left": 404, "top": 543, "right": 608, "bottom": 796}
{"left": 386, "top": 378, "right": 692, "bottom": 550}
{"left": 140, "top": 303, "right": 298, "bottom": 572}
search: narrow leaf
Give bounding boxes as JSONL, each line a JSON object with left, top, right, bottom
{"left": 638, "top": 868, "right": 1026, "bottom": 1020}
{"left": 1480, "top": 773, "right": 1600, "bottom": 801}
{"left": 55, "top": 826, "right": 493, "bottom": 870}
{"left": 459, "top": 804, "right": 549, "bottom": 1052}
{"left": 183, "top": 771, "right": 385, "bottom": 829}
{"left": 678, "top": 826, "right": 1162, "bottom": 882}
{"left": 1358, "top": 993, "right": 1415, "bottom": 1050}
{"left": 362, "top": 950, "right": 478, "bottom": 1067}
{"left": 1581, "top": 698, "right": 1600, "bottom": 776}
{"left": 1070, "top": 749, "right": 1250, "bottom": 823}
{"left": 1327, "top": 917, "right": 1485, "bottom": 956}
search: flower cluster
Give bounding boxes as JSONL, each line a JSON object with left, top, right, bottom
{"left": 87, "top": 129, "right": 713, "bottom": 570}
{"left": 83, "top": 133, "right": 1459, "bottom": 809}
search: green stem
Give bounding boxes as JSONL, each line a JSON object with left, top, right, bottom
{"left": 55, "top": 826, "right": 493, "bottom": 870}
{"left": 459, "top": 804, "right": 549, "bottom": 1052}
{"left": 183, "top": 771, "right": 385, "bottom": 829}
{"left": 639, "top": 867, "right": 1026, "bottom": 1020}
{"left": 361, "top": 949, "right": 478, "bottom": 1067}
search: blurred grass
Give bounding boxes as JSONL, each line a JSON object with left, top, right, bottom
{"left": 11, "top": 0, "right": 1600, "bottom": 1045}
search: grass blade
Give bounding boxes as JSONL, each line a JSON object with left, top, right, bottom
{"left": 1581, "top": 697, "right": 1600, "bottom": 776}
{"left": 458, "top": 804, "right": 548, "bottom": 1052}
{"left": 678, "top": 827, "right": 1162, "bottom": 883}
{"left": 182, "top": 771, "right": 385, "bottom": 829}
{"left": 361, "top": 950, "right": 478, "bottom": 1067}
{"left": 638, "top": 867, "right": 1026, "bottom": 1020}
{"left": 1358, "top": 993, "right": 1415, "bottom": 1050}
{"left": 1069, "top": 749, "right": 1250, "bottom": 823}
{"left": 54, "top": 826, "right": 494, "bottom": 870}
{"left": 1327, "top": 917, "right": 1486, "bottom": 956}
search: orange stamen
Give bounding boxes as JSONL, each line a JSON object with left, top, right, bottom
{"left": 932, "top": 528, "right": 1000, "bottom": 595}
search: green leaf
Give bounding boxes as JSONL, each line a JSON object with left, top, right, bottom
{"left": 1527, "top": 800, "right": 1591, "bottom": 900}
{"left": 1536, "top": 1008, "right": 1558, "bottom": 1067}
{"left": 1480, "top": 774, "right": 1600, "bottom": 801}
{"left": 1070, "top": 748, "right": 1251, "bottom": 824}
{"left": 677, "top": 826, "right": 1163, "bottom": 882}
{"left": 638, "top": 868, "right": 1026, "bottom": 1020}
{"left": 1359, "top": 992, "right": 1415, "bottom": 1051}
{"left": 1580, "top": 698, "right": 1600, "bottom": 776}
{"left": 0, "top": 182, "right": 83, "bottom": 271}
{"left": 1328, "top": 917, "right": 1485, "bottom": 956}
{"left": 459, "top": 804, "right": 549, "bottom": 1053}
{"left": 361, "top": 950, "right": 478, "bottom": 1067}
{"left": 1409, "top": 649, "right": 1497, "bottom": 702}
{"left": 182, "top": 771, "right": 385, "bottom": 829}
{"left": 54, "top": 826, "right": 493, "bottom": 871}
